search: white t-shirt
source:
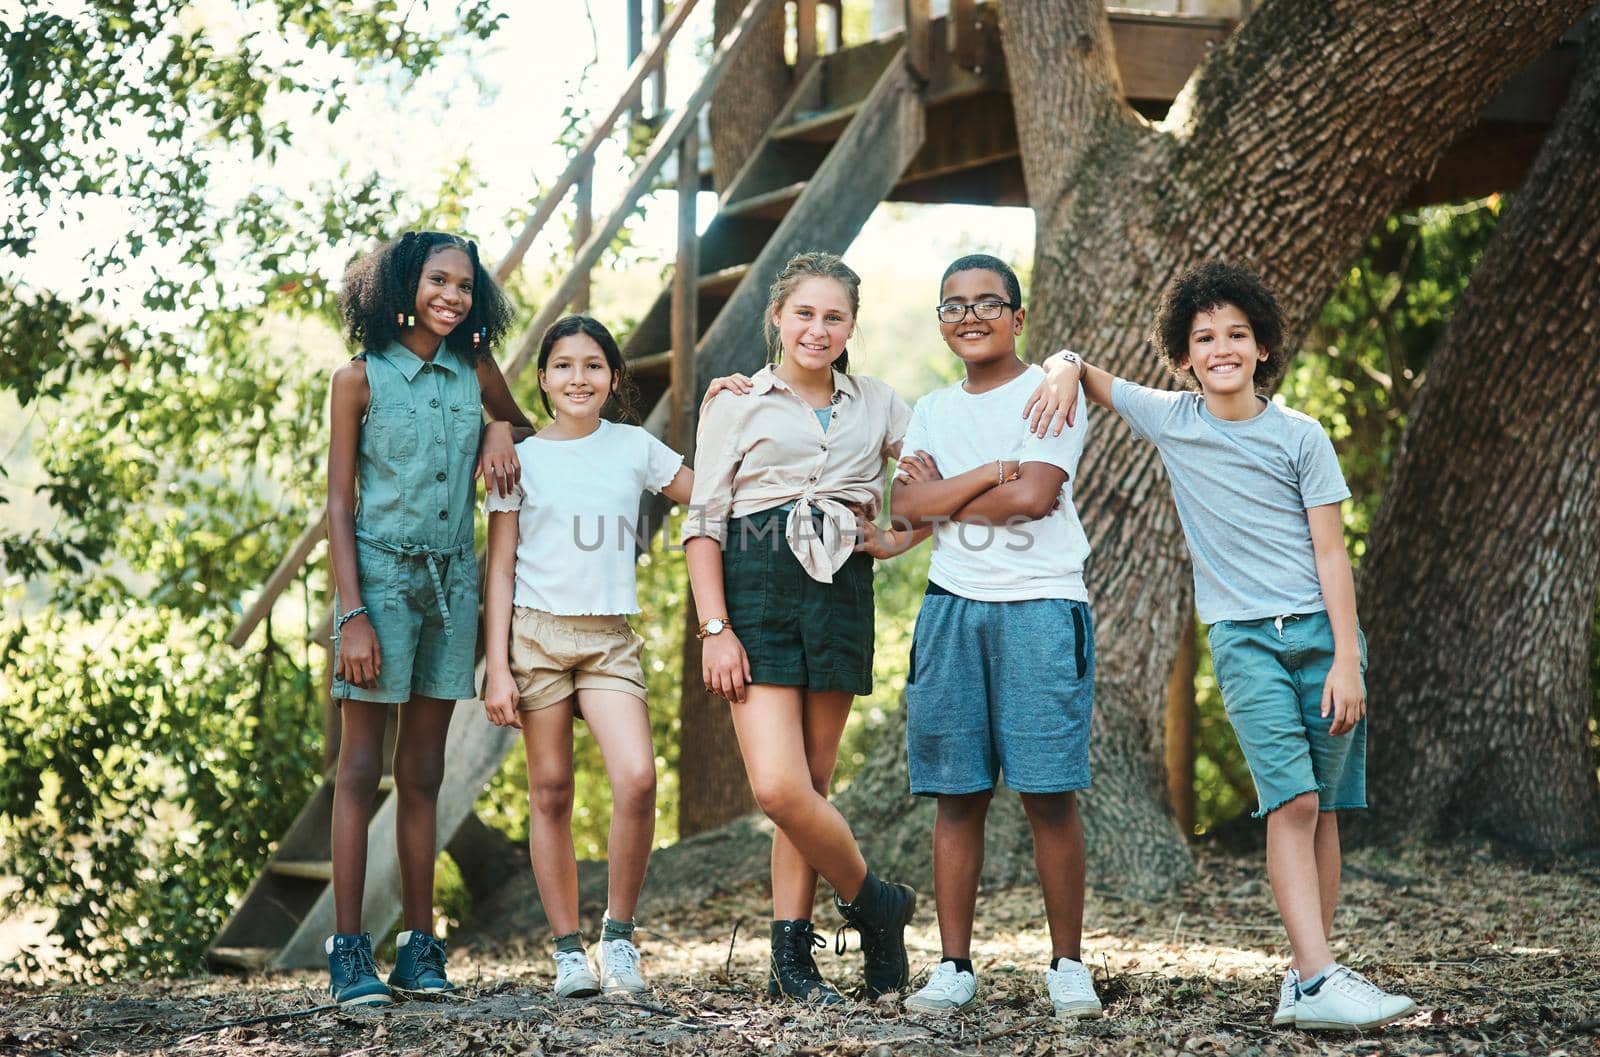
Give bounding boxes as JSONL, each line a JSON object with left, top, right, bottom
{"left": 485, "top": 420, "right": 684, "bottom": 615}
{"left": 901, "top": 364, "right": 1091, "bottom": 602}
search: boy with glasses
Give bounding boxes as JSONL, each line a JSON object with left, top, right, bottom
{"left": 890, "top": 254, "right": 1102, "bottom": 1020}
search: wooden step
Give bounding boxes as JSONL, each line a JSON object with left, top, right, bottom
{"left": 271, "top": 860, "right": 334, "bottom": 882}
{"left": 628, "top": 350, "right": 672, "bottom": 375}
{"left": 697, "top": 263, "right": 750, "bottom": 298}
{"left": 208, "top": 946, "right": 278, "bottom": 972}
{"left": 720, "top": 181, "right": 807, "bottom": 221}
{"left": 773, "top": 104, "right": 861, "bottom": 143}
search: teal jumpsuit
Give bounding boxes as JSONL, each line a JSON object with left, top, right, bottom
{"left": 332, "top": 341, "right": 481, "bottom": 703}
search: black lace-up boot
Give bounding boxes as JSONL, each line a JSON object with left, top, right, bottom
{"left": 834, "top": 871, "right": 916, "bottom": 998}
{"left": 767, "top": 919, "right": 844, "bottom": 1005}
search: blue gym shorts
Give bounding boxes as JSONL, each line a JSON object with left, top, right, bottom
{"left": 904, "top": 583, "right": 1094, "bottom": 797}
{"left": 1207, "top": 610, "right": 1368, "bottom": 818}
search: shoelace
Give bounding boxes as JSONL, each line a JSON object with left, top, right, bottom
{"left": 336, "top": 943, "right": 379, "bottom": 980}
{"left": 415, "top": 935, "right": 447, "bottom": 976}
{"left": 605, "top": 941, "right": 640, "bottom": 976}
{"left": 1329, "top": 967, "right": 1386, "bottom": 1000}
{"left": 776, "top": 924, "right": 827, "bottom": 977}
{"left": 923, "top": 963, "right": 969, "bottom": 997}
{"left": 555, "top": 950, "right": 589, "bottom": 975}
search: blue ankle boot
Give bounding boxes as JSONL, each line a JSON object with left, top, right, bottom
{"left": 326, "top": 933, "right": 393, "bottom": 1008}
{"left": 389, "top": 929, "right": 454, "bottom": 993}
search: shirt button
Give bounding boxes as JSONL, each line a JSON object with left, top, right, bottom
{"left": 430, "top": 398, "right": 440, "bottom": 408}
{"left": 421, "top": 363, "right": 432, "bottom": 374}
{"left": 808, "top": 475, "right": 818, "bottom": 483}
{"left": 435, "top": 471, "right": 447, "bottom": 482}
{"left": 436, "top": 435, "right": 445, "bottom": 444}
{"left": 820, "top": 444, "right": 828, "bottom": 452}
{"left": 451, "top": 404, "right": 460, "bottom": 412}
{"left": 438, "top": 510, "right": 448, "bottom": 520}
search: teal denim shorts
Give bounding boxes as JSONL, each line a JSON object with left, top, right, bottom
{"left": 1207, "top": 610, "right": 1367, "bottom": 817}
{"left": 332, "top": 538, "right": 479, "bottom": 704}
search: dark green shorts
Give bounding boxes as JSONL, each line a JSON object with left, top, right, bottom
{"left": 722, "top": 508, "right": 875, "bottom": 696}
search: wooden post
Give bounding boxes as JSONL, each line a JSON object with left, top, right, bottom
{"left": 670, "top": 119, "right": 700, "bottom": 454}
{"left": 627, "top": 0, "right": 644, "bottom": 125}
{"left": 823, "top": 0, "right": 844, "bottom": 51}
{"left": 904, "top": 0, "right": 931, "bottom": 82}
{"left": 1165, "top": 614, "right": 1198, "bottom": 835}
{"left": 573, "top": 157, "right": 593, "bottom": 313}
{"left": 952, "top": 0, "right": 981, "bottom": 69}
{"left": 796, "top": 0, "right": 818, "bottom": 76}
{"left": 651, "top": 0, "right": 668, "bottom": 118}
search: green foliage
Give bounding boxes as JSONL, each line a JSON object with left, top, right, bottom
{"left": 0, "top": 2, "right": 510, "bottom": 978}
{"left": 0, "top": 608, "right": 320, "bottom": 978}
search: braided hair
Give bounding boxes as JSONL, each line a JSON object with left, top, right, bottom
{"left": 339, "top": 231, "right": 516, "bottom": 361}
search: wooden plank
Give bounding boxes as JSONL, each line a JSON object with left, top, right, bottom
{"left": 271, "top": 860, "right": 334, "bottom": 882}
{"left": 209, "top": 946, "right": 277, "bottom": 972}
{"left": 696, "top": 263, "right": 750, "bottom": 298}
{"left": 1108, "top": 14, "right": 1233, "bottom": 101}
{"left": 229, "top": 514, "right": 325, "bottom": 648}
{"left": 573, "top": 158, "right": 593, "bottom": 313}
{"left": 671, "top": 119, "right": 701, "bottom": 456}
{"left": 493, "top": 0, "right": 704, "bottom": 284}
{"left": 796, "top": 0, "right": 818, "bottom": 79}
{"left": 905, "top": 0, "right": 931, "bottom": 83}
{"left": 719, "top": 181, "right": 808, "bottom": 221}
{"left": 651, "top": 0, "right": 667, "bottom": 117}
{"left": 499, "top": 0, "right": 786, "bottom": 384}
{"left": 951, "top": 0, "right": 980, "bottom": 70}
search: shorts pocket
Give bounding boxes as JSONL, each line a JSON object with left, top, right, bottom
{"left": 1070, "top": 605, "right": 1088, "bottom": 681}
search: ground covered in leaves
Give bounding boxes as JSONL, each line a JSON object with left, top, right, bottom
{"left": 3, "top": 843, "right": 1597, "bottom": 1056}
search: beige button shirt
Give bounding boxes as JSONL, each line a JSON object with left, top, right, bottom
{"left": 684, "top": 365, "right": 912, "bottom": 582}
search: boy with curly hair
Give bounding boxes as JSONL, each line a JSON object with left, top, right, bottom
{"left": 1025, "top": 261, "right": 1416, "bottom": 1032}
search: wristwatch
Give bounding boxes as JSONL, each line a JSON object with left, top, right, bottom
{"left": 697, "top": 617, "right": 732, "bottom": 639}
{"left": 1057, "top": 349, "right": 1083, "bottom": 372}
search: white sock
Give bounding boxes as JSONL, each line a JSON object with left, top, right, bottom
{"left": 396, "top": 930, "right": 413, "bottom": 946}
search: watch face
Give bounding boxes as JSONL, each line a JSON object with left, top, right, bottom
{"left": 705, "top": 619, "right": 725, "bottom": 635}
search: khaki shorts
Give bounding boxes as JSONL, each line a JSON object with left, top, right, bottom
{"left": 509, "top": 607, "right": 647, "bottom": 712}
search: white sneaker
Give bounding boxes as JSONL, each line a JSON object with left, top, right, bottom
{"left": 1293, "top": 964, "right": 1416, "bottom": 1031}
{"left": 597, "top": 937, "right": 647, "bottom": 994}
{"left": 552, "top": 949, "right": 600, "bottom": 998}
{"left": 904, "top": 960, "right": 977, "bottom": 1012}
{"left": 1272, "top": 968, "right": 1298, "bottom": 1026}
{"left": 1045, "top": 959, "right": 1103, "bottom": 1020}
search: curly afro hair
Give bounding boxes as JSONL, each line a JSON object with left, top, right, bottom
{"left": 339, "top": 231, "right": 516, "bottom": 362}
{"left": 1151, "top": 261, "right": 1287, "bottom": 391}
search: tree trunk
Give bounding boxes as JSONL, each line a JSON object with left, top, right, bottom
{"left": 1354, "top": 22, "right": 1600, "bottom": 852}
{"left": 709, "top": 0, "right": 792, "bottom": 192}
{"left": 987, "top": 0, "right": 1589, "bottom": 892}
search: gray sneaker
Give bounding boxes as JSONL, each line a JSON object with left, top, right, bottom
{"left": 904, "top": 960, "right": 977, "bottom": 1012}
{"left": 597, "top": 937, "right": 647, "bottom": 994}
{"left": 1272, "top": 968, "right": 1298, "bottom": 1026}
{"left": 552, "top": 949, "right": 600, "bottom": 998}
{"left": 1045, "top": 959, "right": 1103, "bottom": 1020}
{"left": 1294, "top": 964, "right": 1416, "bottom": 1031}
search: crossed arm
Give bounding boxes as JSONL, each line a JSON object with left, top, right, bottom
{"left": 891, "top": 451, "right": 1067, "bottom": 528}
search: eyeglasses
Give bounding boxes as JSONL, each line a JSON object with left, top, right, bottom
{"left": 935, "top": 299, "right": 1015, "bottom": 324}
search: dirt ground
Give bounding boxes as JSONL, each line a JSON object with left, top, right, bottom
{"left": 2, "top": 843, "right": 1597, "bottom": 1057}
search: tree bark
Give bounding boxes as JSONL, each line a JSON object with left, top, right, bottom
{"left": 988, "top": 0, "right": 1590, "bottom": 891}
{"left": 1354, "top": 22, "right": 1600, "bottom": 852}
{"left": 709, "top": 0, "right": 792, "bottom": 192}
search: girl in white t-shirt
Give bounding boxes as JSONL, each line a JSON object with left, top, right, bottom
{"left": 482, "top": 315, "right": 693, "bottom": 999}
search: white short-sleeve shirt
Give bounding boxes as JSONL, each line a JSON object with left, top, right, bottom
{"left": 486, "top": 420, "right": 683, "bottom": 615}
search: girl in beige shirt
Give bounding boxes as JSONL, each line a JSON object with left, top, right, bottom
{"left": 683, "top": 251, "right": 924, "bottom": 1005}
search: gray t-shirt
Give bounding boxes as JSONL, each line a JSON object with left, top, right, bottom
{"left": 1111, "top": 379, "right": 1350, "bottom": 623}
